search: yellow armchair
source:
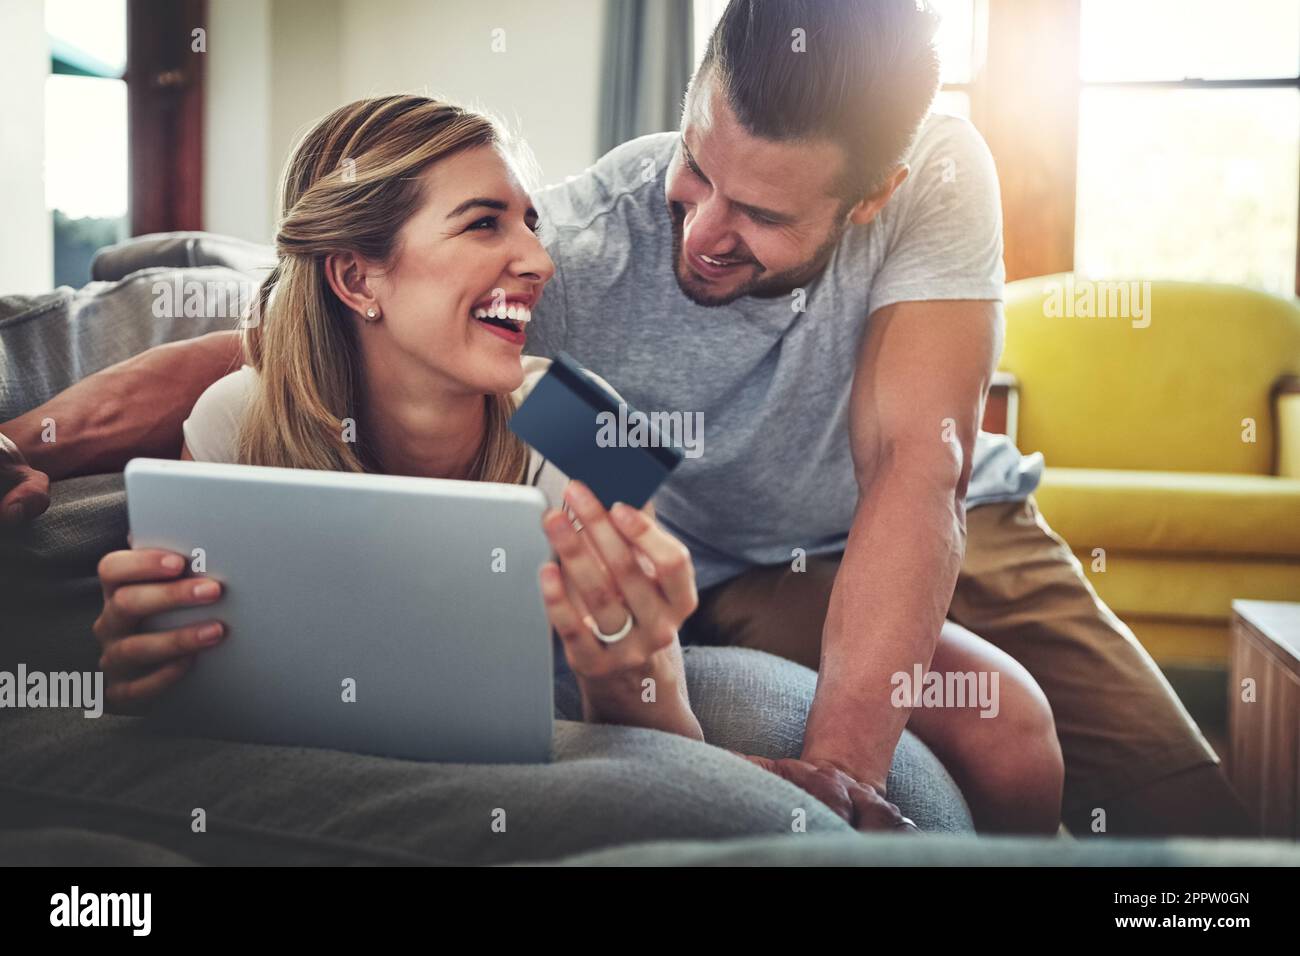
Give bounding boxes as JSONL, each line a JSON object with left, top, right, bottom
{"left": 996, "top": 275, "right": 1300, "bottom": 667}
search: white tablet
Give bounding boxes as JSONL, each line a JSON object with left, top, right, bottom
{"left": 124, "top": 457, "right": 554, "bottom": 763}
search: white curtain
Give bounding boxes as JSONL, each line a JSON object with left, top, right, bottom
{"left": 598, "top": 0, "right": 695, "bottom": 155}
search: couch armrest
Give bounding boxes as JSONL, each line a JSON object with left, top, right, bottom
{"left": 1275, "top": 375, "right": 1300, "bottom": 479}
{"left": 982, "top": 370, "right": 1019, "bottom": 441}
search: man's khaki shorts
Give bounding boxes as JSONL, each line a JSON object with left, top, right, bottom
{"left": 679, "top": 495, "right": 1220, "bottom": 825}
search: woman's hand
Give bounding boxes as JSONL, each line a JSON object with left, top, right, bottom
{"left": 539, "top": 481, "right": 702, "bottom": 739}
{"left": 93, "top": 548, "right": 227, "bottom": 714}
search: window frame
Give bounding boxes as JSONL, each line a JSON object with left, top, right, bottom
{"left": 1078, "top": 72, "right": 1300, "bottom": 295}
{"left": 125, "top": 0, "right": 207, "bottom": 236}
{"left": 46, "top": 0, "right": 207, "bottom": 239}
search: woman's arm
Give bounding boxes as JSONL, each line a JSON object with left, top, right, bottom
{"left": 573, "top": 635, "right": 697, "bottom": 737}
{"left": 540, "top": 484, "right": 704, "bottom": 740}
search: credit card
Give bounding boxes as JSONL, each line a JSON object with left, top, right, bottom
{"left": 508, "top": 352, "right": 684, "bottom": 509}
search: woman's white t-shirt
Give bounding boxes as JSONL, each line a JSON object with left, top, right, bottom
{"left": 181, "top": 355, "right": 612, "bottom": 509}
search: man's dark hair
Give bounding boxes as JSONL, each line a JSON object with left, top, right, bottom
{"left": 694, "top": 0, "right": 941, "bottom": 202}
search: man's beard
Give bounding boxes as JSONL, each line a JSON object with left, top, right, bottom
{"left": 667, "top": 200, "right": 845, "bottom": 308}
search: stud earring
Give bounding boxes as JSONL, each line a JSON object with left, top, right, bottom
{"left": 365, "top": 307, "right": 379, "bottom": 321}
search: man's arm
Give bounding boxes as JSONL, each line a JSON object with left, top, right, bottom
{"left": 799, "top": 298, "right": 1003, "bottom": 792}
{"left": 0, "top": 331, "right": 241, "bottom": 521}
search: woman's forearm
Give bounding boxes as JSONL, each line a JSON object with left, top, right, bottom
{"left": 4, "top": 331, "right": 241, "bottom": 478}
{"left": 577, "top": 645, "right": 704, "bottom": 740}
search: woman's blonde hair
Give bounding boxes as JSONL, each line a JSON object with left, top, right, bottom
{"left": 238, "top": 94, "right": 529, "bottom": 485}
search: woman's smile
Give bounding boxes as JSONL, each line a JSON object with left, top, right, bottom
{"left": 470, "top": 291, "right": 534, "bottom": 347}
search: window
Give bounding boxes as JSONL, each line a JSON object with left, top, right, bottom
{"left": 45, "top": 0, "right": 128, "bottom": 288}
{"left": 1075, "top": 0, "right": 1300, "bottom": 295}
{"left": 930, "top": 0, "right": 982, "bottom": 119}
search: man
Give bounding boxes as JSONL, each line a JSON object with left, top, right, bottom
{"left": 1, "top": 0, "right": 1249, "bottom": 836}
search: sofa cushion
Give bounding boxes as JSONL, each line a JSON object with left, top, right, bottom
{"left": 1077, "top": 552, "right": 1300, "bottom": 626}
{"left": 1003, "top": 277, "right": 1300, "bottom": 476}
{"left": 11, "top": 825, "right": 1300, "bottom": 867}
{"left": 681, "top": 647, "right": 969, "bottom": 832}
{"left": 0, "top": 707, "right": 846, "bottom": 866}
{"left": 1035, "top": 467, "right": 1300, "bottom": 558}
{"left": 0, "top": 472, "right": 972, "bottom": 864}
{"left": 0, "top": 267, "right": 253, "bottom": 421}
{"left": 0, "top": 684, "right": 970, "bottom": 866}
{"left": 0, "top": 827, "right": 198, "bottom": 866}
{"left": 550, "top": 831, "right": 1300, "bottom": 866}
{"left": 91, "top": 231, "right": 275, "bottom": 283}
{"left": 0, "top": 473, "right": 126, "bottom": 675}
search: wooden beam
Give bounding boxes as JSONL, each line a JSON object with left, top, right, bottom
{"left": 126, "top": 0, "right": 206, "bottom": 236}
{"left": 971, "top": 0, "right": 1080, "bottom": 281}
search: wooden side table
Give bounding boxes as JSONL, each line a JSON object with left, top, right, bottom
{"left": 1229, "top": 600, "right": 1300, "bottom": 838}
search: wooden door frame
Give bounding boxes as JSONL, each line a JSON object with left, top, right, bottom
{"left": 126, "top": 0, "right": 206, "bottom": 236}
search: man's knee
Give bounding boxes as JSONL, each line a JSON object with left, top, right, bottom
{"left": 968, "top": 663, "right": 1062, "bottom": 787}
{"left": 1001, "top": 675, "right": 1064, "bottom": 788}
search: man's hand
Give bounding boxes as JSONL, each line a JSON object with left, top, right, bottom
{"left": 0, "top": 330, "right": 241, "bottom": 482}
{"left": 737, "top": 753, "right": 919, "bottom": 833}
{"left": 0, "top": 431, "right": 50, "bottom": 526}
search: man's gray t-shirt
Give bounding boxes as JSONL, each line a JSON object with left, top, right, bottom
{"left": 528, "top": 114, "right": 1043, "bottom": 590}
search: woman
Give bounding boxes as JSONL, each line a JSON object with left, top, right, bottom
{"left": 95, "top": 95, "right": 703, "bottom": 741}
{"left": 93, "top": 95, "right": 1061, "bottom": 832}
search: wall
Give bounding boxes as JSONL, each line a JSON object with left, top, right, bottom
{"left": 0, "top": 0, "right": 54, "bottom": 293}
{"left": 269, "top": 0, "right": 342, "bottom": 192}
{"left": 337, "top": 0, "right": 605, "bottom": 185}
{"left": 203, "top": 0, "right": 275, "bottom": 243}
{"left": 202, "top": 0, "right": 606, "bottom": 244}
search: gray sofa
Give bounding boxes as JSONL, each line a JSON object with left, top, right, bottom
{"left": 2, "top": 234, "right": 1297, "bottom": 866}
{"left": 1, "top": 471, "right": 969, "bottom": 865}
